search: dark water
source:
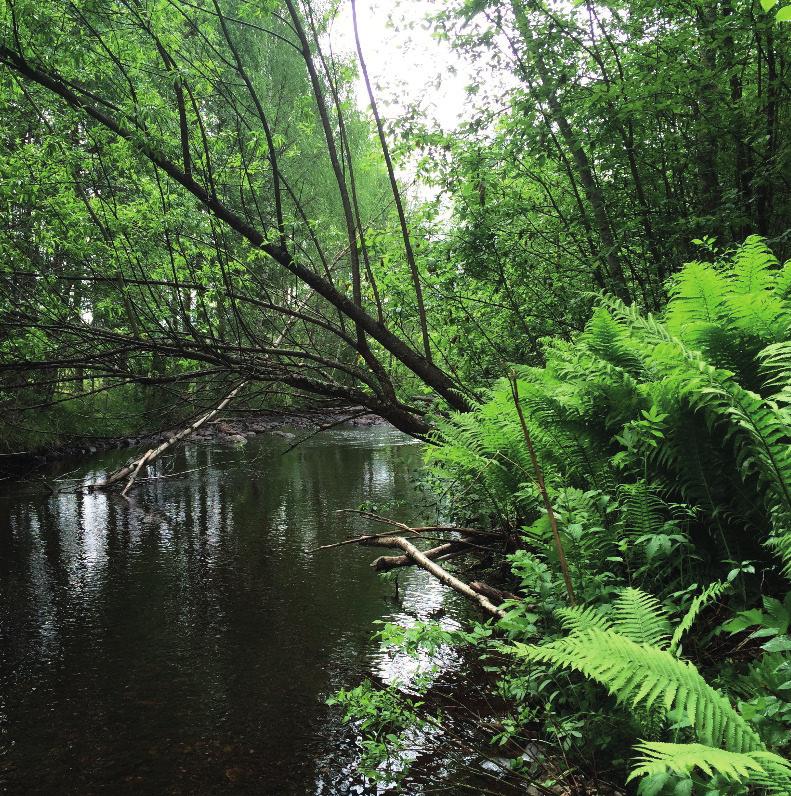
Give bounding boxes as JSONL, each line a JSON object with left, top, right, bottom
{"left": 0, "top": 426, "right": 470, "bottom": 795}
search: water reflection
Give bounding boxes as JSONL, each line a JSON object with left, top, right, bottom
{"left": 0, "top": 426, "right": 461, "bottom": 795}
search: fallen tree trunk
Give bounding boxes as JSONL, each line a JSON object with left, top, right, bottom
{"left": 371, "top": 540, "right": 471, "bottom": 572}
{"left": 88, "top": 382, "right": 246, "bottom": 493}
{"left": 470, "top": 581, "right": 522, "bottom": 604}
{"left": 361, "top": 535, "right": 507, "bottom": 620}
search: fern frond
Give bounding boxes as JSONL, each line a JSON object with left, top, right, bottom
{"left": 580, "top": 307, "right": 644, "bottom": 374}
{"left": 604, "top": 293, "right": 791, "bottom": 573}
{"left": 752, "top": 755, "right": 791, "bottom": 796}
{"left": 628, "top": 741, "right": 791, "bottom": 795}
{"left": 694, "top": 383, "right": 791, "bottom": 573}
{"left": 759, "top": 341, "right": 791, "bottom": 392}
{"left": 613, "top": 588, "right": 672, "bottom": 647}
{"left": 512, "top": 629, "right": 764, "bottom": 752}
{"left": 555, "top": 604, "right": 612, "bottom": 634}
{"left": 665, "top": 261, "right": 730, "bottom": 334}
{"left": 729, "top": 235, "right": 779, "bottom": 295}
{"left": 618, "top": 480, "right": 670, "bottom": 540}
{"left": 669, "top": 582, "right": 729, "bottom": 656}
{"left": 773, "top": 260, "right": 791, "bottom": 302}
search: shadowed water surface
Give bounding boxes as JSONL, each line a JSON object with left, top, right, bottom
{"left": 0, "top": 425, "right": 468, "bottom": 794}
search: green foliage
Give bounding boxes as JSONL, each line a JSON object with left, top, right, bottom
{"left": 669, "top": 582, "right": 729, "bottom": 656}
{"left": 507, "top": 580, "right": 791, "bottom": 793}
{"left": 429, "top": 238, "right": 791, "bottom": 581}
{"left": 330, "top": 241, "right": 791, "bottom": 791}
{"left": 613, "top": 588, "right": 673, "bottom": 647}
{"left": 397, "top": 239, "right": 791, "bottom": 792}
{"left": 628, "top": 741, "right": 791, "bottom": 795}
{"left": 514, "top": 627, "right": 763, "bottom": 752}
{"left": 326, "top": 680, "right": 432, "bottom": 784}
{"left": 555, "top": 603, "right": 612, "bottom": 635}
{"left": 723, "top": 592, "right": 791, "bottom": 640}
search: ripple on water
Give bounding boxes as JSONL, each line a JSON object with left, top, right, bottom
{"left": 0, "top": 424, "right": 492, "bottom": 795}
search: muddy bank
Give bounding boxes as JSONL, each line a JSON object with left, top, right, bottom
{"left": 0, "top": 406, "right": 389, "bottom": 476}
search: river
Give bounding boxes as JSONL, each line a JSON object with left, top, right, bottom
{"left": 0, "top": 424, "right": 490, "bottom": 794}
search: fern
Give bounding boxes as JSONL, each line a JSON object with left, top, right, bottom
{"left": 422, "top": 239, "right": 791, "bottom": 794}
{"left": 430, "top": 237, "right": 791, "bottom": 580}
{"left": 613, "top": 588, "right": 672, "bottom": 647}
{"left": 669, "top": 581, "right": 729, "bottom": 656}
{"left": 512, "top": 629, "right": 764, "bottom": 753}
{"left": 664, "top": 260, "right": 732, "bottom": 352}
{"left": 617, "top": 480, "right": 675, "bottom": 541}
{"left": 555, "top": 604, "right": 612, "bottom": 634}
{"left": 729, "top": 235, "right": 779, "bottom": 295}
{"left": 759, "top": 341, "right": 791, "bottom": 393}
{"left": 579, "top": 306, "right": 644, "bottom": 375}
{"left": 628, "top": 741, "right": 791, "bottom": 795}
{"left": 604, "top": 293, "right": 791, "bottom": 573}
{"left": 663, "top": 237, "right": 788, "bottom": 385}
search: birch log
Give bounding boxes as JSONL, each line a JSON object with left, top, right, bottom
{"left": 362, "top": 535, "right": 506, "bottom": 619}
{"left": 88, "top": 382, "right": 246, "bottom": 492}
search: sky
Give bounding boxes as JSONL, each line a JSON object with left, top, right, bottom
{"left": 330, "top": 0, "right": 473, "bottom": 131}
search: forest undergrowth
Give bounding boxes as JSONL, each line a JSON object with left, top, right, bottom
{"left": 333, "top": 237, "right": 791, "bottom": 795}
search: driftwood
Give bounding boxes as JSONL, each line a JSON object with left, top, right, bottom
{"left": 320, "top": 511, "right": 515, "bottom": 618}
{"left": 470, "top": 581, "right": 522, "bottom": 604}
{"left": 359, "top": 535, "right": 507, "bottom": 619}
{"left": 371, "top": 540, "right": 470, "bottom": 572}
{"left": 88, "top": 382, "right": 246, "bottom": 494}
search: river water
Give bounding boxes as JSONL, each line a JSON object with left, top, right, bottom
{"left": 0, "top": 425, "right": 482, "bottom": 794}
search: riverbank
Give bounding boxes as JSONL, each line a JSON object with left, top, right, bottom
{"left": 0, "top": 406, "right": 388, "bottom": 476}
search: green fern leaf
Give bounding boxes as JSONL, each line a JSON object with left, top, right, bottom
{"left": 669, "top": 582, "right": 729, "bottom": 656}
{"left": 628, "top": 741, "right": 791, "bottom": 795}
{"left": 759, "top": 341, "right": 791, "bottom": 391}
{"left": 556, "top": 604, "right": 612, "bottom": 634}
{"left": 512, "top": 629, "right": 764, "bottom": 753}
{"left": 613, "top": 588, "right": 672, "bottom": 647}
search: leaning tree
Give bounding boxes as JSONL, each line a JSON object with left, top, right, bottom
{"left": 0, "top": 0, "right": 483, "bottom": 436}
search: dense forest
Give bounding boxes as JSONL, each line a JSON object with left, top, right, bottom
{"left": 2, "top": 0, "right": 791, "bottom": 792}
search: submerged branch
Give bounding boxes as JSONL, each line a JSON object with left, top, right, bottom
{"left": 88, "top": 382, "right": 246, "bottom": 493}
{"left": 359, "top": 535, "right": 507, "bottom": 619}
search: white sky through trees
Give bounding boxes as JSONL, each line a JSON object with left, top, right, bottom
{"left": 333, "top": 0, "right": 472, "bottom": 131}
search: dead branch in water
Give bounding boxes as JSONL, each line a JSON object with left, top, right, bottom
{"left": 87, "top": 382, "right": 246, "bottom": 494}
{"left": 318, "top": 511, "right": 512, "bottom": 619}
{"left": 469, "top": 581, "right": 522, "bottom": 604}
{"left": 358, "top": 535, "right": 507, "bottom": 619}
{"left": 370, "top": 540, "right": 471, "bottom": 571}
{"left": 312, "top": 528, "right": 426, "bottom": 552}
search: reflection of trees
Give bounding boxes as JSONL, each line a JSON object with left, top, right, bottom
{"left": 1, "top": 432, "right": 429, "bottom": 791}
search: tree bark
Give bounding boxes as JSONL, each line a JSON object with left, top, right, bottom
{"left": 89, "top": 382, "right": 246, "bottom": 492}
{"left": 361, "top": 535, "right": 506, "bottom": 619}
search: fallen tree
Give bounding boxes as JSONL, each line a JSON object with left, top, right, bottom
{"left": 88, "top": 382, "right": 246, "bottom": 496}
{"left": 317, "top": 514, "right": 515, "bottom": 619}
{"left": 360, "top": 534, "right": 507, "bottom": 619}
